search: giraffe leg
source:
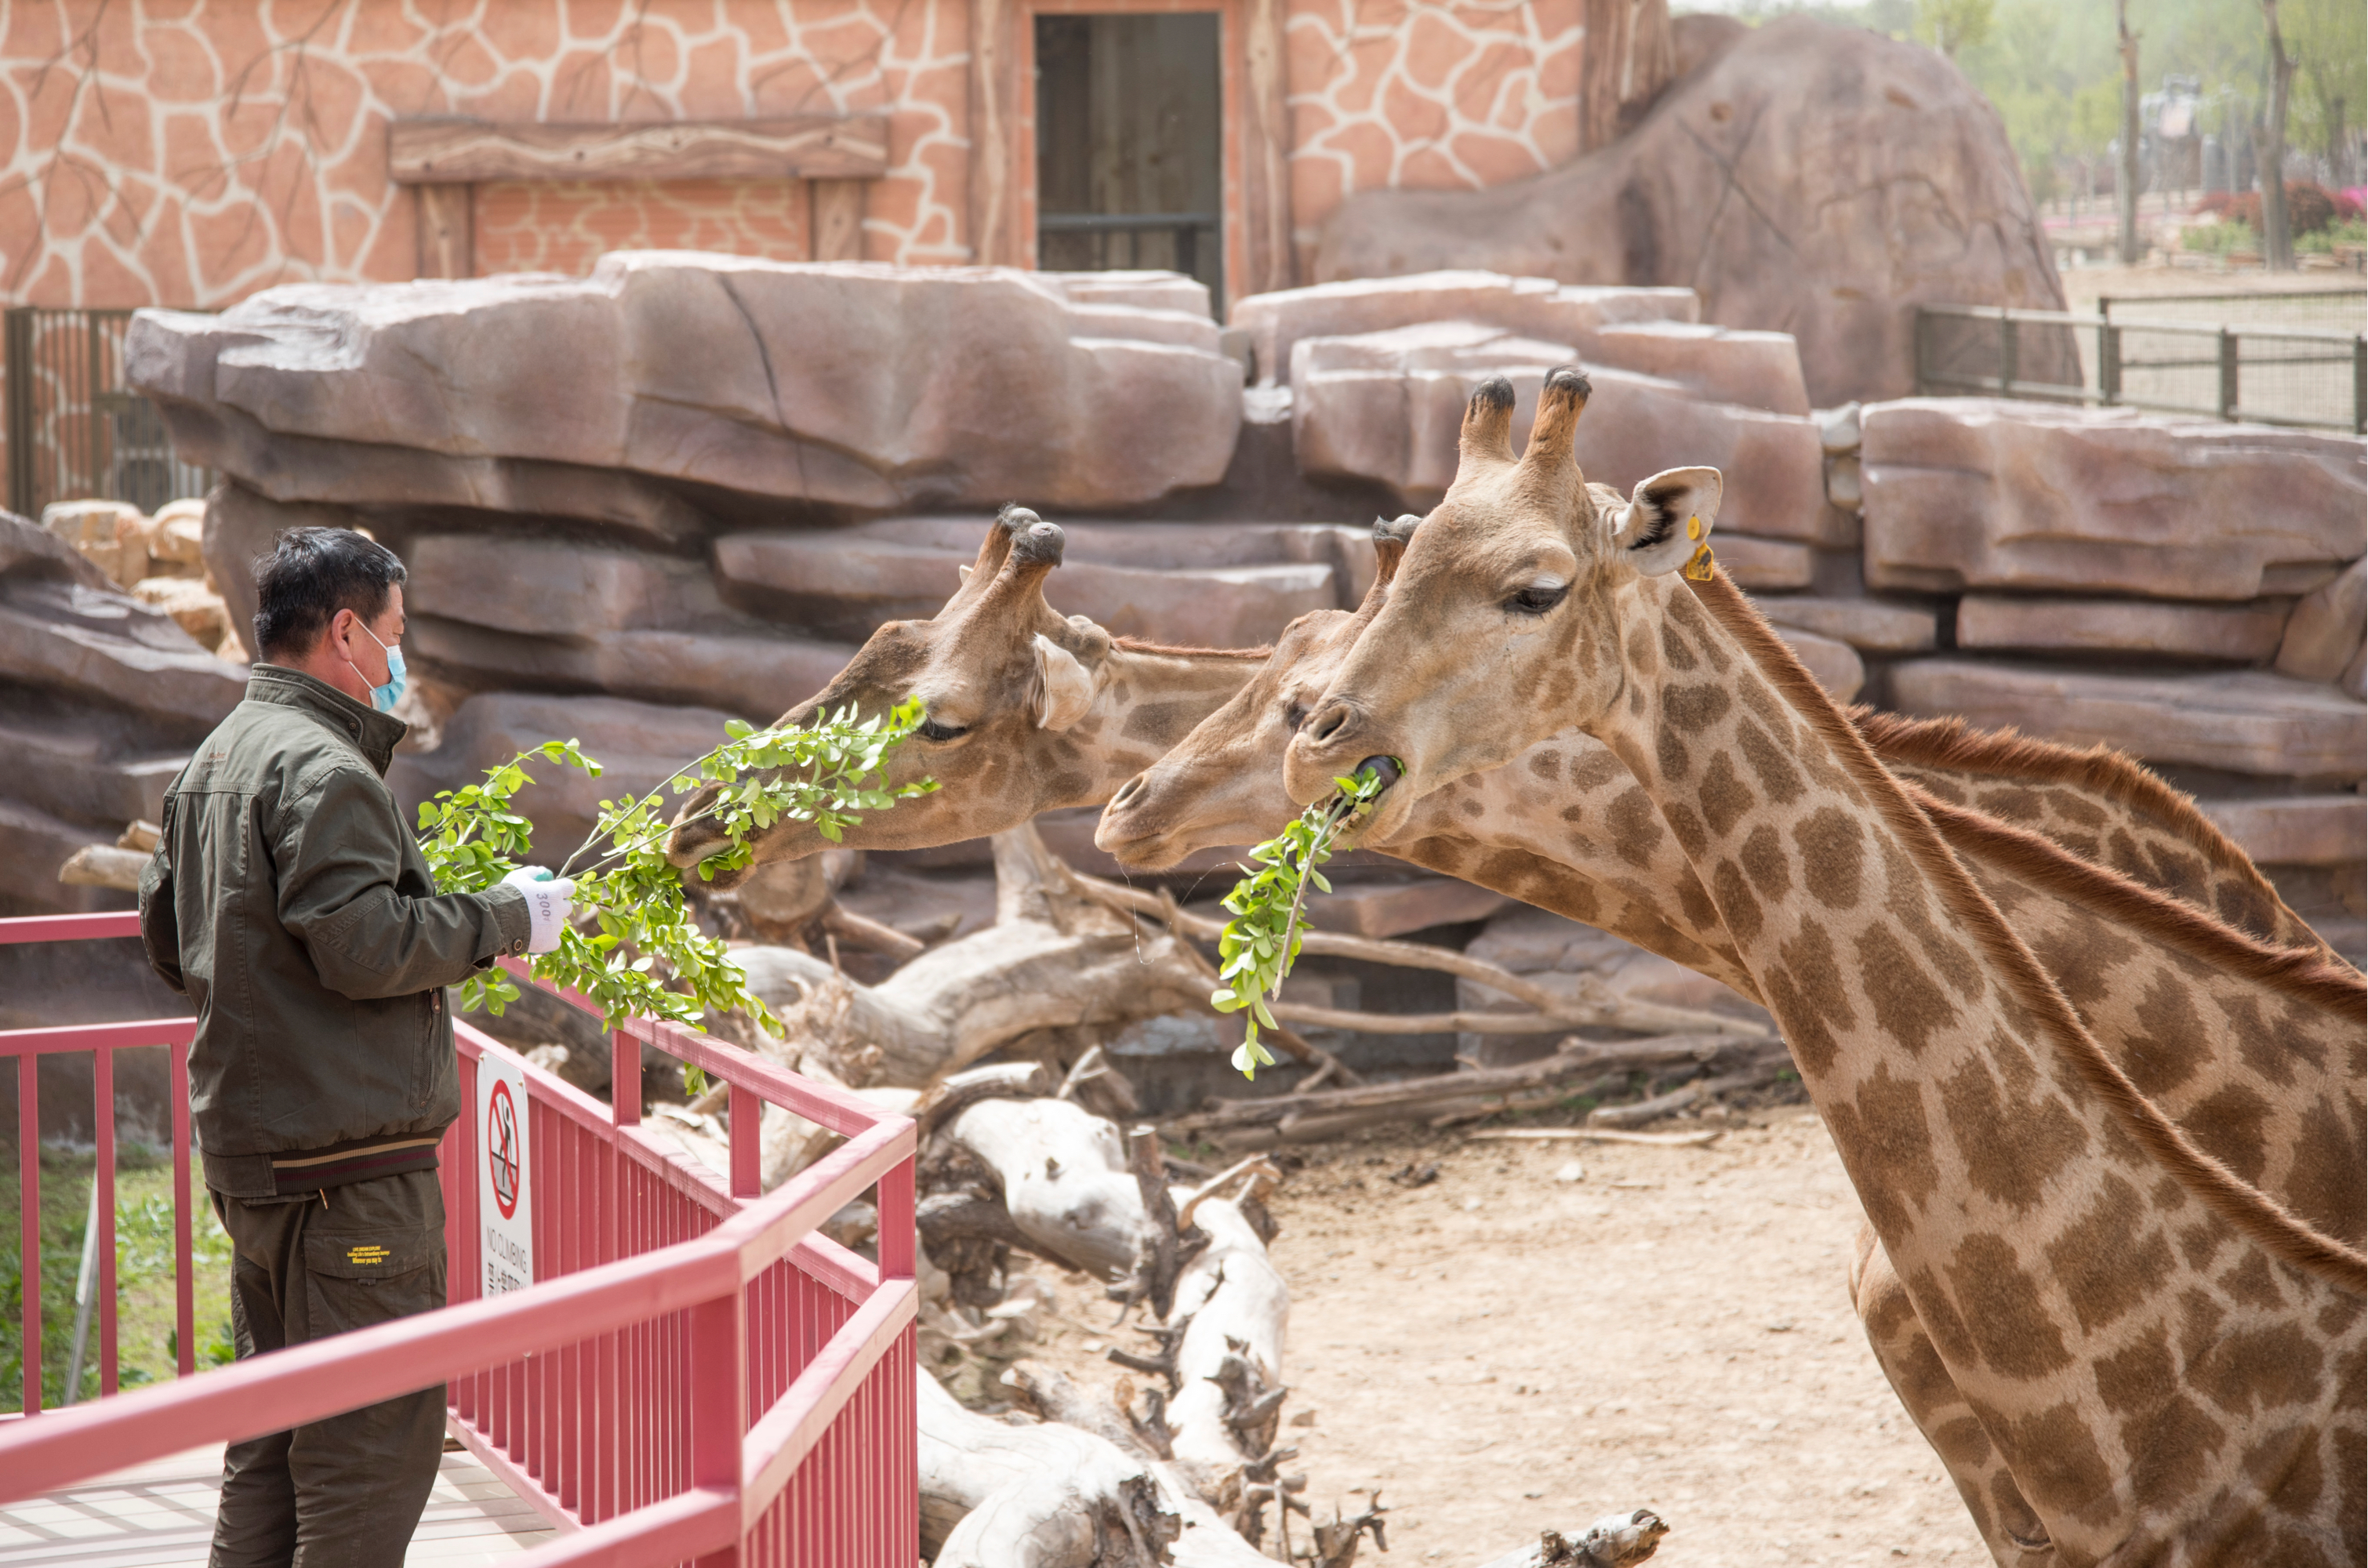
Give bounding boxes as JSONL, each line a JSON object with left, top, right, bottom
{"left": 1849, "top": 1221, "right": 2057, "bottom": 1566}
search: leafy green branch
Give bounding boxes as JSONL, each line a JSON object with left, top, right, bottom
{"left": 1207, "top": 765, "right": 1391, "bottom": 1080}
{"left": 416, "top": 702, "right": 937, "bottom": 1044}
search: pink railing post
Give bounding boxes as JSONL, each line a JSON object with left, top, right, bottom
{"left": 170, "top": 1042, "right": 194, "bottom": 1377}
{"left": 728, "top": 1084, "right": 760, "bottom": 1202}
{"left": 95, "top": 1047, "right": 118, "bottom": 1398}
{"left": 688, "top": 1290, "right": 745, "bottom": 1568}
{"left": 18, "top": 1053, "right": 40, "bottom": 1415}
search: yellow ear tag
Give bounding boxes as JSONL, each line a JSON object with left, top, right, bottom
{"left": 1683, "top": 542, "right": 1716, "bottom": 582}
{"left": 1686, "top": 514, "right": 1702, "bottom": 541}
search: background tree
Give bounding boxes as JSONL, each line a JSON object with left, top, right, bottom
{"left": 2255, "top": 0, "right": 2297, "bottom": 267}
{"left": 1916, "top": 0, "right": 1995, "bottom": 58}
{"left": 2119, "top": 0, "right": 2145, "bottom": 261}
{"left": 2286, "top": 0, "right": 2363, "bottom": 185}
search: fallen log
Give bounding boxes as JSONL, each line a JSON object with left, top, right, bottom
{"left": 58, "top": 844, "right": 147, "bottom": 889}
{"left": 1465, "top": 1127, "right": 1726, "bottom": 1149}
{"left": 734, "top": 826, "right": 1211, "bottom": 1087}
{"left": 1171, "top": 1036, "right": 1789, "bottom": 1145}
{"left": 920, "top": 1370, "right": 1176, "bottom": 1566}
{"left": 1479, "top": 1511, "right": 1670, "bottom": 1568}
{"left": 943, "top": 1095, "right": 1153, "bottom": 1279}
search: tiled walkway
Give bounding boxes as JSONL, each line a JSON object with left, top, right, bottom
{"left": 0, "top": 1442, "right": 557, "bottom": 1568}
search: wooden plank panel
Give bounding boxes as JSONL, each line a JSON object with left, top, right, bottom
{"left": 390, "top": 118, "right": 889, "bottom": 185}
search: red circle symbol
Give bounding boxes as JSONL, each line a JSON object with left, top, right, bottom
{"left": 487, "top": 1079, "right": 522, "bottom": 1221}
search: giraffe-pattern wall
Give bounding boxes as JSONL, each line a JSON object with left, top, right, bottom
{"left": 1, "top": 0, "right": 1599, "bottom": 308}
{"left": 1283, "top": 0, "right": 1582, "bottom": 272}
{"left": 0, "top": 0, "right": 972, "bottom": 307}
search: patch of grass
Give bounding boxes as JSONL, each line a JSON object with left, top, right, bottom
{"left": 0, "top": 1142, "right": 236, "bottom": 1411}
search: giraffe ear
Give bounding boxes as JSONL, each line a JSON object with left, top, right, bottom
{"left": 1611, "top": 466, "right": 1722, "bottom": 577}
{"left": 1033, "top": 633, "right": 1097, "bottom": 731}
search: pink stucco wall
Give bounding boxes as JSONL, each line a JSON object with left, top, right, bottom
{"left": 1, "top": 0, "right": 1582, "bottom": 308}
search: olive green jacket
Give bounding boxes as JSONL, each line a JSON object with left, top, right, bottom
{"left": 139, "top": 665, "right": 532, "bottom": 1197}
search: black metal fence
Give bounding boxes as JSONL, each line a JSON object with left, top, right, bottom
{"left": 1916, "top": 298, "right": 2367, "bottom": 434}
{"left": 2, "top": 308, "right": 211, "bottom": 521}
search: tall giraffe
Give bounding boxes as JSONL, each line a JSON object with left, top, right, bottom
{"left": 1095, "top": 590, "right": 2364, "bottom": 1564}
{"left": 665, "top": 506, "right": 1267, "bottom": 879}
{"left": 1282, "top": 368, "right": 2367, "bottom": 1566}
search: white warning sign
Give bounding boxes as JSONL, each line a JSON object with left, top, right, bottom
{"left": 478, "top": 1055, "right": 533, "bottom": 1296}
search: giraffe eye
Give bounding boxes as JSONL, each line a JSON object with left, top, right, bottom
{"left": 1505, "top": 583, "right": 1569, "bottom": 616}
{"left": 917, "top": 718, "right": 969, "bottom": 742}
{"left": 1284, "top": 702, "right": 1309, "bottom": 732}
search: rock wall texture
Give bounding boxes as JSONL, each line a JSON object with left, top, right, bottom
{"left": 7, "top": 258, "right": 2351, "bottom": 963}
{"left": 0, "top": 509, "right": 248, "bottom": 916}
{"left": 1309, "top": 15, "right": 2070, "bottom": 406}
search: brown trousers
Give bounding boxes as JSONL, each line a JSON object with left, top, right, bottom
{"left": 207, "top": 1171, "right": 447, "bottom": 1568}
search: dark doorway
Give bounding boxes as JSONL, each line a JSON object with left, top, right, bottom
{"left": 1035, "top": 13, "right": 1224, "bottom": 310}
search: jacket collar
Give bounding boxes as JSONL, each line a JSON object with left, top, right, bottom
{"left": 245, "top": 663, "right": 409, "bottom": 775}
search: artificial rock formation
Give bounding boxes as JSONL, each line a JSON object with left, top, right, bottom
{"left": 0, "top": 510, "right": 247, "bottom": 916}
{"left": 1861, "top": 399, "right": 2368, "bottom": 599}
{"left": 1310, "top": 16, "right": 2070, "bottom": 405}
{"left": 129, "top": 258, "right": 1245, "bottom": 517}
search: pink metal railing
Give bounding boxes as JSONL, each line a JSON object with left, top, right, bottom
{"left": 0, "top": 911, "right": 918, "bottom": 1566}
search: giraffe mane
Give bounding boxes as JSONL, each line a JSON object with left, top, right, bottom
{"left": 1850, "top": 706, "right": 2306, "bottom": 934}
{"left": 1110, "top": 636, "right": 1276, "bottom": 660}
{"left": 1901, "top": 785, "right": 2365, "bottom": 1012}
{"left": 1688, "top": 570, "right": 2368, "bottom": 1292}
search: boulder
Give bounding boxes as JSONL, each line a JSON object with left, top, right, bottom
{"left": 401, "top": 619, "right": 855, "bottom": 727}
{"left": 1712, "top": 537, "right": 1813, "bottom": 592}
{"left": 0, "top": 576, "right": 248, "bottom": 734}
{"left": 0, "top": 797, "right": 125, "bottom": 916}
{"left": 1311, "top": 16, "right": 2070, "bottom": 405}
{"left": 388, "top": 692, "right": 750, "bottom": 867}
{"left": 1288, "top": 325, "right": 1825, "bottom": 531}
{"left": 714, "top": 517, "right": 1378, "bottom": 648}
{"left": 42, "top": 500, "right": 152, "bottom": 589}
{"left": 1861, "top": 401, "right": 2368, "bottom": 600}
{"left": 129, "top": 257, "right": 1244, "bottom": 515}
{"left": 152, "top": 499, "right": 207, "bottom": 567}
{"left": 1771, "top": 625, "right": 1864, "bottom": 702}
{"left": 2197, "top": 795, "right": 2366, "bottom": 869}
{"left": 1753, "top": 594, "right": 1936, "bottom": 652}
{"left": 131, "top": 576, "right": 234, "bottom": 652}
{"left": 1955, "top": 594, "right": 2289, "bottom": 662}
{"left": 1233, "top": 273, "right": 1811, "bottom": 415}
{"left": 2275, "top": 559, "right": 2366, "bottom": 684}
{"left": 1888, "top": 660, "right": 2366, "bottom": 780}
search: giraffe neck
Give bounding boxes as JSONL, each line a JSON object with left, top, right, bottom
{"left": 1060, "top": 642, "right": 1269, "bottom": 806}
{"left": 1570, "top": 570, "right": 2359, "bottom": 1557}
{"left": 1387, "top": 726, "right": 2365, "bottom": 1243}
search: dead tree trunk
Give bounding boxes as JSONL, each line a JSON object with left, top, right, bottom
{"left": 942, "top": 1095, "right": 1154, "bottom": 1279}
{"left": 735, "top": 826, "right": 1209, "bottom": 1087}
{"left": 2258, "top": 0, "right": 2298, "bottom": 270}
{"left": 2116, "top": 0, "right": 2142, "bottom": 264}
{"left": 921, "top": 1372, "right": 1178, "bottom": 1566}
{"left": 1476, "top": 1511, "right": 1669, "bottom": 1568}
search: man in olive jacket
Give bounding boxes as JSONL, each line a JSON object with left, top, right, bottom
{"left": 140, "top": 528, "right": 573, "bottom": 1568}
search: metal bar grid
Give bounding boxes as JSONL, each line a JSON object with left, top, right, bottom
{"left": 0, "top": 307, "right": 214, "bottom": 518}
{"left": 1913, "top": 303, "right": 2368, "bottom": 432}
{"left": 0, "top": 910, "right": 917, "bottom": 1568}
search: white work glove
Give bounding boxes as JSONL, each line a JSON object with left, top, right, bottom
{"left": 501, "top": 866, "right": 577, "bottom": 954}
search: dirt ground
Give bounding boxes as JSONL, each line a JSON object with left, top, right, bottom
{"left": 1003, "top": 1110, "right": 1995, "bottom": 1568}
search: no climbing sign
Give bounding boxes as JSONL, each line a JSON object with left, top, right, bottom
{"left": 478, "top": 1056, "right": 533, "bottom": 1296}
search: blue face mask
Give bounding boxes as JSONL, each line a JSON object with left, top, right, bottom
{"left": 347, "top": 620, "right": 408, "bottom": 714}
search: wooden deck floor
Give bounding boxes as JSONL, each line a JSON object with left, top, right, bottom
{"left": 0, "top": 1440, "right": 559, "bottom": 1568}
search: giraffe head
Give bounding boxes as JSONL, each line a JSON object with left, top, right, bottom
{"left": 1285, "top": 367, "right": 1722, "bottom": 841}
{"left": 666, "top": 507, "right": 1136, "bottom": 884}
{"left": 1095, "top": 514, "right": 1420, "bottom": 869}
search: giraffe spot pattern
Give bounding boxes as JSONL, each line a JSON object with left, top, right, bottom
{"left": 2286, "top": 1098, "right": 2366, "bottom": 1244}
{"left": 1712, "top": 858, "right": 1763, "bottom": 946}
{"left": 1656, "top": 724, "right": 1691, "bottom": 783}
{"left": 1793, "top": 806, "right": 1865, "bottom": 908}
{"left": 1736, "top": 716, "right": 1807, "bottom": 805}
{"left": 1941, "top": 1031, "right": 2089, "bottom": 1209}
{"left": 1858, "top": 926, "right": 1959, "bottom": 1054}
{"left": 1994, "top": 1397, "right": 2115, "bottom": 1518}
{"left": 2125, "top": 969, "right": 2210, "bottom": 1098}
{"left": 1697, "top": 750, "right": 1755, "bottom": 838}
{"left": 1607, "top": 788, "right": 1663, "bottom": 870}
{"left": 2042, "top": 1174, "right": 2174, "bottom": 1333}
{"left": 1945, "top": 1233, "right": 2076, "bottom": 1378}
{"left": 1739, "top": 823, "right": 1790, "bottom": 899}
{"left": 1827, "top": 1062, "right": 1939, "bottom": 1236}
{"left": 1662, "top": 800, "right": 1709, "bottom": 860}
{"left": 2192, "top": 1321, "right": 2324, "bottom": 1417}
{"left": 1769, "top": 916, "right": 1856, "bottom": 1074}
